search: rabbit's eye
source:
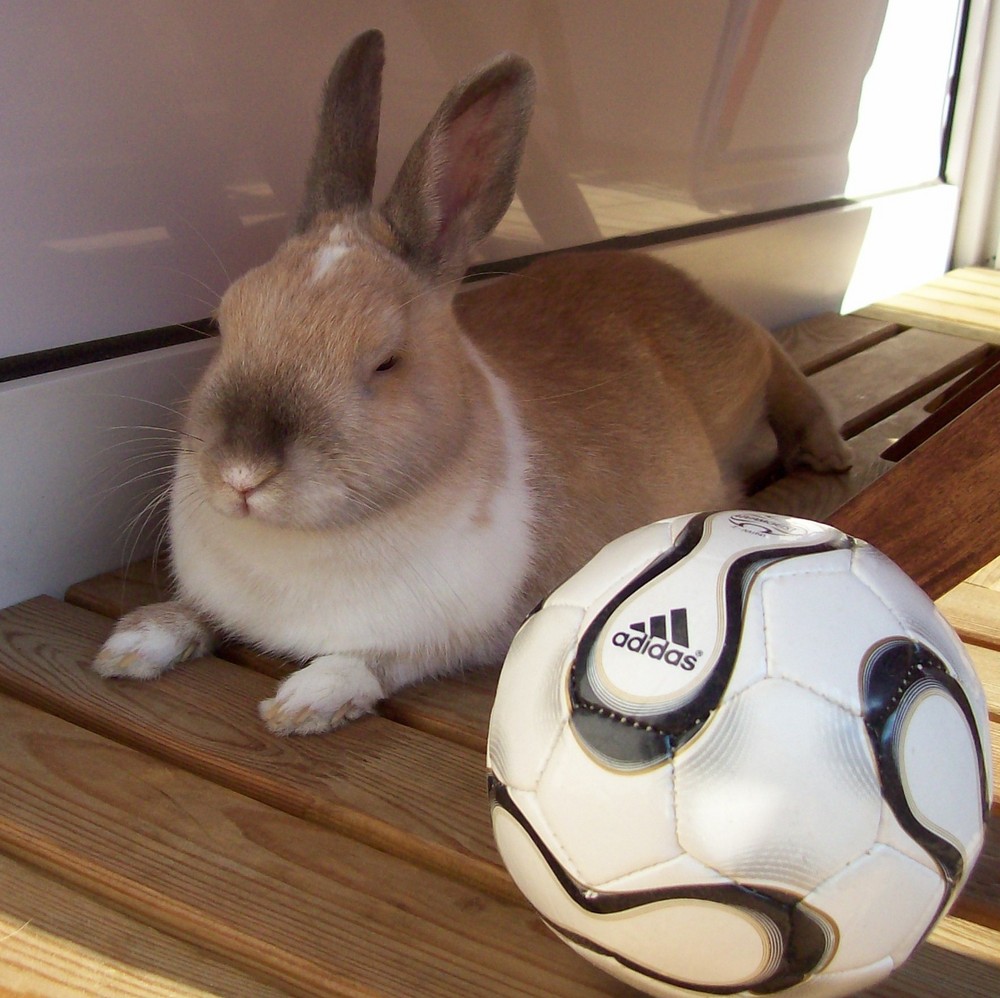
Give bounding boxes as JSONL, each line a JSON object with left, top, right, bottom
{"left": 374, "top": 355, "right": 397, "bottom": 373}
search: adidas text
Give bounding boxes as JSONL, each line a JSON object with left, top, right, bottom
{"left": 610, "top": 631, "right": 698, "bottom": 669}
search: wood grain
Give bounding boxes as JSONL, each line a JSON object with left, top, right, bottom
{"left": 64, "top": 558, "right": 171, "bottom": 617}
{"left": 0, "top": 597, "right": 511, "bottom": 902}
{"left": 750, "top": 342, "right": 976, "bottom": 522}
{"left": 955, "top": 810, "right": 1000, "bottom": 931}
{"left": 828, "top": 386, "right": 1000, "bottom": 600}
{"left": 379, "top": 667, "right": 499, "bottom": 755}
{"left": 882, "top": 349, "right": 1000, "bottom": 461}
{"left": 964, "top": 645, "right": 1000, "bottom": 722}
{"left": 968, "top": 554, "right": 1000, "bottom": 590}
{"left": 808, "top": 327, "right": 986, "bottom": 438}
{"left": 773, "top": 312, "right": 901, "bottom": 375}
{"left": 857, "top": 267, "right": 1000, "bottom": 344}
{"left": 0, "top": 852, "right": 286, "bottom": 997}
{"left": 0, "top": 693, "right": 628, "bottom": 998}
{"left": 938, "top": 583, "right": 1000, "bottom": 652}
{"left": 868, "top": 918, "right": 1000, "bottom": 997}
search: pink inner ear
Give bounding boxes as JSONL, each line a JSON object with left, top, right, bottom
{"left": 435, "top": 90, "right": 504, "bottom": 238}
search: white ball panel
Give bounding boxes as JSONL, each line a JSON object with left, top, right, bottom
{"left": 806, "top": 844, "right": 944, "bottom": 971}
{"left": 851, "top": 544, "right": 994, "bottom": 779}
{"left": 897, "top": 686, "right": 986, "bottom": 860}
{"left": 753, "top": 545, "right": 854, "bottom": 579}
{"left": 555, "top": 897, "right": 792, "bottom": 995}
{"left": 493, "top": 806, "right": 765, "bottom": 993}
{"left": 491, "top": 805, "right": 593, "bottom": 936}
{"left": 760, "top": 557, "right": 902, "bottom": 712}
{"left": 707, "top": 511, "right": 847, "bottom": 550}
{"left": 851, "top": 544, "right": 966, "bottom": 663}
{"left": 590, "top": 899, "right": 782, "bottom": 991}
{"left": 546, "top": 521, "right": 676, "bottom": 618}
{"left": 675, "top": 680, "right": 882, "bottom": 893}
{"left": 596, "top": 850, "right": 731, "bottom": 895}
{"left": 551, "top": 935, "right": 696, "bottom": 998}
{"left": 874, "top": 801, "right": 943, "bottom": 877}
{"left": 488, "top": 604, "right": 581, "bottom": 790}
{"left": 535, "top": 725, "right": 682, "bottom": 885}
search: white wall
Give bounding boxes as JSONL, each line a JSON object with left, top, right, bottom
{"left": 1, "top": 0, "right": 962, "bottom": 358}
{"left": 0, "top": 0, "right": 974, "bottom": 608}
{"left": 0, "top": 341, "right": 215, "bottom": 609}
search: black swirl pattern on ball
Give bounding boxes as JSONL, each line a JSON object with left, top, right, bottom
{"left": 861, "top": 638, "right": 990, "bottom": 917}
{"left": 569, "top": 513, "right": 854, "bottom": 769}
{"left": 488, "top": 776, "right": 835, "bottom": 994}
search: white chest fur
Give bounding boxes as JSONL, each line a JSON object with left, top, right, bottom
{"left": 169, "top": 339, "right": 536, "bottom": 669}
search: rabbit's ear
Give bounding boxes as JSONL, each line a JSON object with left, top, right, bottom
{"left": 295, "top": 29, "right": 385, "bottom": 233}
{"left": 381, "top": 54, "right": 535, "bottom": 282}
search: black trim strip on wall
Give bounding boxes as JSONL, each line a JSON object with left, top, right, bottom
{"left": 940, "top": 0, "right": 973, "bottom": 183}
{"left": 0, "top": 193, "right": 868, "bottom": 384}
{"left": 0, "top": 317, "right": 217, "bottom": 384}
{"left": 464, "top": 195, "right": 855, "bottom": 281}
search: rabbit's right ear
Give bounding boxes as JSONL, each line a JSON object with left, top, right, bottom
{"left": 380, "top": 54, "right": 535, "bottom": 283}
{"left": 294, "top": 29, "right": 385, "bottom": 234}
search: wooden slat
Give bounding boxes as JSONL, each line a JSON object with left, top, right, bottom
{"left": 0, "top": 597, "right": 512, "bottom": 902}
{"left": 883, "top": 349, "right": 1000, "bottom": 461}
{"left": 773, "top": 312, "right": 901, "bottom": 374}
{"left": 938, "top": 584, "right": 1000, "bottom": 653}
{"left": 751, "top": 338, "right": 983, "bottom": 523}
{"left": 926, "top": 347, "right": 1000, "bottom": 415}
{"left": 857, "top": 266, "right": 1000, "bottom": 344}
{"left": 748, "top": 367, "right": 966, "bottom": 521}
{"left": 807, "top": 327, "right": 987, "bottom": 438}
{"left": 0, "top": 693, "right": 625, "bottom": 998}
{"left": 829, "top": 386, "right": 1000, "bottom": 600}
{"left": 0, "top": 851, "right": 286, "bottom": 997}
{"left": 65, "top": 559, "right": 171, "bottom": 617}
{"left": 954, "top": 808, "right": 1000, "bottom": 932}
{"left": 965, "top": 645, "right": 1000, "bottom": 723}
{"left": 380, "top": 667, "right": 499, "bottom": 754}
{"left": 968, "top": 554, "right": 1000, "bottom": 591}
{"left": 869, "top": 917, "right": 1000, "bottom": 997}
{"left": 746, "top": 459, "right": 885, "bottom": 533}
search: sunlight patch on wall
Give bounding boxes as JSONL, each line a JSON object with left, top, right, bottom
{"left": 44, "top": 226, "right": 171, "bottom": 254}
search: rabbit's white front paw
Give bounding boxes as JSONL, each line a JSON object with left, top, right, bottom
{"left": 93, "top": 602, "right": 214, "bottom": 680}
{"left": 258, "top": 654, "right": 385, "bottom": 735}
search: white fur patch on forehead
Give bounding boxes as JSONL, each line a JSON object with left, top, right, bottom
{"left": 310, "top": 224, "right": 353, "bottom": 284}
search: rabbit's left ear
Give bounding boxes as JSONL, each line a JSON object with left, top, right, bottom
{"left": 295, "top": 28, "right": 385, "bottom": 233}
{"left": 381, "top": 53, "right": 535, "bottom": 283}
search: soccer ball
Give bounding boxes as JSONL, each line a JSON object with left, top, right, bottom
{"left": 487, "top": 510, "right": 992, "bottom": 998}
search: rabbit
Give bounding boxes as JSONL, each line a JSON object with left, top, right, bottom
{"left": 93, "top": 29, "right": 851, "bottom": 735}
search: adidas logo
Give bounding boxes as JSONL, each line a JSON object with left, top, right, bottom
{"left": 610, "top": 609, "right": 699, "bottom": 670}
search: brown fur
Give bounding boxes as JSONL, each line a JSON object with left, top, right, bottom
{"left": 457, "top": 250, "right": 840, "bottom": 600}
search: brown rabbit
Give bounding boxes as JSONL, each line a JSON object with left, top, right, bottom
{"left": 93, "top": 29, "right": 850, "bottom": 735}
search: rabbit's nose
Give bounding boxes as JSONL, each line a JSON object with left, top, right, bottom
{"left": 222, "top": 463, "right": 269, "bottom": 492}
{"left": 220, "top": 462, "right": 277, "bottom": 512}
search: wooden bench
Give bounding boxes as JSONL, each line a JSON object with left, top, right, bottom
{"left": 0, "top": 267, "right": 997, "bottom": 996}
